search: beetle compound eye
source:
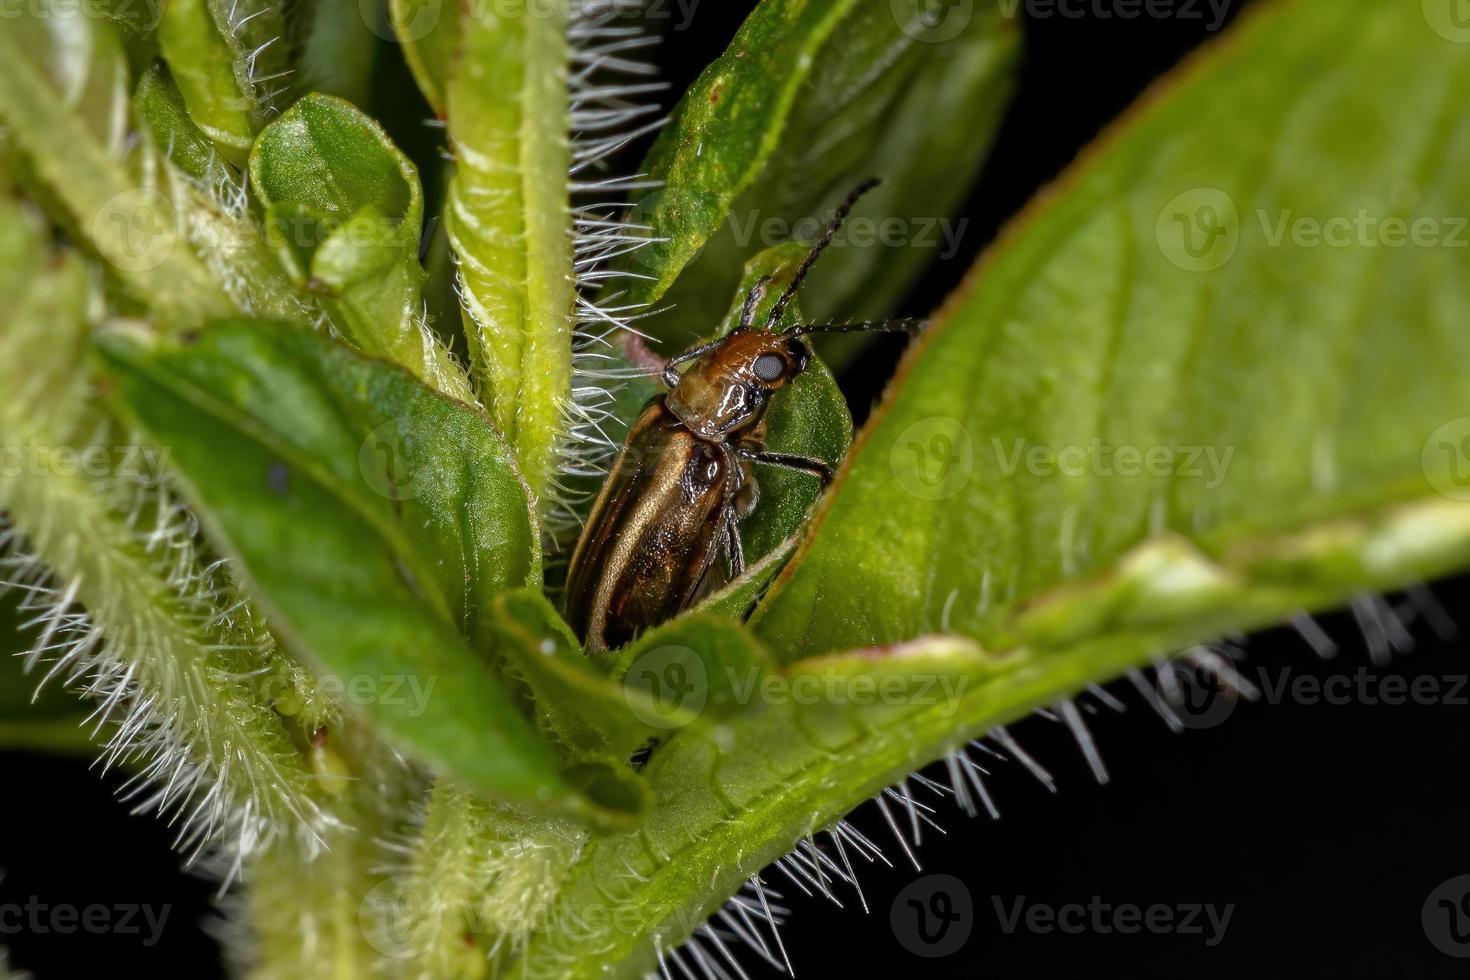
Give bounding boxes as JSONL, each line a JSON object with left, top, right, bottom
{"left": 752, "top": 352, "right": 786, "bottom": 383}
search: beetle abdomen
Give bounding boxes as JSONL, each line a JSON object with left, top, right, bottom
{"left": 565, "top": 400, "right": 738, "bottom": 653}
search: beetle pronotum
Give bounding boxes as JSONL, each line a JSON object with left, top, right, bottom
{"left": 566, "top": 180, "right": 923, "bottom": 653}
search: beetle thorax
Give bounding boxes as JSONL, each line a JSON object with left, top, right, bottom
{"left": 663, "top": 331, "right": 808, "bottom": 441}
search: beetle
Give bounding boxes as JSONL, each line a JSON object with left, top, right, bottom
{"left": 565, "top": 180, "right": 923, "bottom": 653}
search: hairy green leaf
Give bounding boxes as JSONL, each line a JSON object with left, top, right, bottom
{"left": 0, "top": 6, "right": 235, "bottom": 327}
{"left": 512, "top": 634, "right": 992, "bottom": 978}
{"left": 0, "top": 194, "right": 326, "bottom": 849}
{"left": 157, "top": 0, "right": 256, "bottom": 165}
{"left": 756, "top": 0, "right": 1470, "bottom": 660}
{"left": 0, "top": 4, "right": 314, "bottom": 331}
{"left": 444, "top": 2, "right": 575, "bottom": 509}
{"left": 96, "top": 323, "right": 632, "bottom": 825}
{"left": 251, "top": 94, "right": 473, "bottom": 400}
{"left": 158, "top": 0, "right": 289, "bottom": 164}
{"left": 618, "top": 0, "right": 1020, "bottom": 348}
{"left": 507, "top": 1, "right": 1470, "bottom": 972}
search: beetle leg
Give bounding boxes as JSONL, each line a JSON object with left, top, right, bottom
{"left": 739, "top": 448, "right": 835, "bottom": 487}
{"left": 723, "top": 504, "right": 746, "bottom": 578}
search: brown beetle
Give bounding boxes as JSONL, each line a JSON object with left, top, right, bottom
{"left": 565, "top": 181, "right": 922, "bottom": 652}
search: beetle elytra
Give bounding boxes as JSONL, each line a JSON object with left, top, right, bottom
{"left": 566, "top": 180, "right": 924, "bottom": 653}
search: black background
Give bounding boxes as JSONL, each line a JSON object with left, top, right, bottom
{"left": 5, "top": 2, "right": 1469, "bottom": 977}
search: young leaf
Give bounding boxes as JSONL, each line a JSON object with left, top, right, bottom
{"left": 444, "top": 3, "right": 575, "bottom": 509}
{"left": 754, "top": 0, "right": 1470, "bottom": 661}
{"left": 250, "top": 94, "right": 473, "bottom": 400}
{"left": 133, "top": 64, "right": 223, "bottom": 183}
{"left": 158, "top": 0, "right": 290, "bottom": 164}
{"left": 607, "top": 612, "right": 775, "bottom": 724}
{"left": 156, "top": 0, "right": 257, "bottom": 165}
{"left": 0, "top": 6, "right": 235, "bottom": 328}
{"left": 616, "top": 0, "right": 1020, "bottom": 347}
{"left": 0, "top": 4, "right": 314, "bottom": 332}
{"left": 96, "top": 323, "right": 632, "bottom": 825}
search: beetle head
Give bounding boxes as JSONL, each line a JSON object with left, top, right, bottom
{"left": 664, "top": 330, "right": 811, "bottom": 440}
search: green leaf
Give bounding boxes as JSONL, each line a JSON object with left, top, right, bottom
{"left": 754, "top": 0, "right": 1470, "bottom": 661}
{"left": 0, "top": 5, "right": 236, "bottom": 328}
{"left": 0, "top": 194, "right": 325, "bottom": 839}
{"left": 158, "top": 0, "right": 289, "bottom": 165}
{"left": 512, "top": 634, "right": 994, "bottom": 979}
{"left": 444, "top": 2, "right": 575, "bottom": 508}
{"left": 505, "top": 1, "right": 1470, "bottom": 973}
{"left": 157, "top": 0, "right": 257, "bottom": 165}
{"left": 390, "top": 0, "right": 458, "bottom": 116}
{"left": 490, "top": 589, "right": 662, "bottom": 761}
{"left": 607, "top": 612, "right": 775, "bottom": 724}
{"left": 294, "top": 0, "right": 384, "bottom": 108}
{"left": 96, "top": 322, "right": 631, "bottom": 826}
{"left": 250, "top": 94, "right": 473, "bottom": 400}
{"left": 0, "top": 4, "right": 316, "bottom": 332}
{"left": 133, "top": 64, "right": 221, "bottom": 183}
{"left": 616, "top": 0, "right": 1020, "bottom": 348}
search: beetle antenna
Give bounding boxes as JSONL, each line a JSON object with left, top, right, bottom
{"left": 767, "top": 178, "right": 882, "bottom": 332}
{"left": 738, "top": 275, "right": 775, "bottom": 331}
{"left": 787, "top": 317, "right": 927, "bottom": 338}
